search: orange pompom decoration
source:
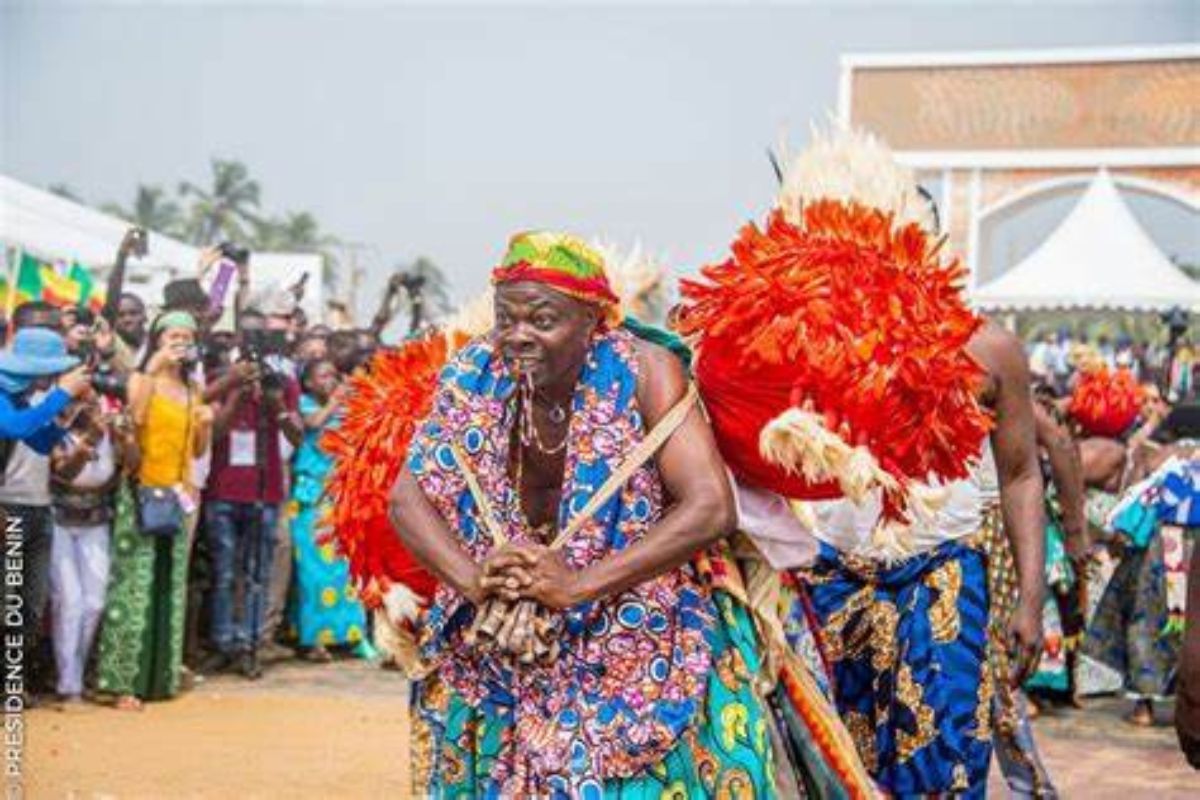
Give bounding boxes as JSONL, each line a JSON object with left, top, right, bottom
{"left": 1068, "top": 366, "right": 1145, "bottom": 438}
{"left": 678, "top": 201, "right": 992, "bottom": 519}
{"left": 320, "top": 332, "right": 466, "bottom": 607}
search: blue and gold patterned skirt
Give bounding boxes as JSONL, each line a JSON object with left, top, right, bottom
{"left": 806, "top": 536, "right": 993, "bottom": 798}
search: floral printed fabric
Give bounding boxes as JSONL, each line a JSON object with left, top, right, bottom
{"left": 413, "top": 591, "right": 774, "bottom": 799}
{"left": 407, "top": 328, "right": 717, "bottom": 793}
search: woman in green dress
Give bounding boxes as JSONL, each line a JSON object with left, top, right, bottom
{"left": 95, "top": 312, "right": 212, "bottom": 710}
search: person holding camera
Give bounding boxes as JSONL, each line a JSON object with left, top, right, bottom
{"left": 202, "top": 308, "right": 301, "bottom": 679}
{"left": 1, "top": 324, "right": 92, "bottom": 703}
{"left": 48, "top": 374, "right": 138, "bottom": 705}
{"left": 95, "top": 311, "right": 213, "bottom": 710}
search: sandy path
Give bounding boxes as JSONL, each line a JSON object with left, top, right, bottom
{"left": 25, "top": 660, "right": 1200, "bottom": 798}
{"left": 27, "top": 661, "right": 411, "bottom": 799}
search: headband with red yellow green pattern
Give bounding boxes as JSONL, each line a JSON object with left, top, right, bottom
{"left": 492, "top": 231, "right": 622, "bottom": 326}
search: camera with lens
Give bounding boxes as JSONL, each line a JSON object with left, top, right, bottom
{"left": 90, "top": 369, "right": 128, "bottom": 401}
{"left": 241, "top": 328, "right": 289, "bottom": 392}
{"left": 218, "top": 241, "right": 251, "bottom": 264}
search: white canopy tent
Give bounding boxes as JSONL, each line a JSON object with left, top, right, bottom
{"left": 972, "top": 169, "right": 1200, "bottom": 312}
{"left": 1, "top": 173, "right": 201, "bottom": 271}
{"left": 1, "top": 173, "right": 325, "bottom": 321}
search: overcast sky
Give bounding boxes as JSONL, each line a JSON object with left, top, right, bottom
{"left": 3, "top": 1, "right": 1196, "bottom": 311}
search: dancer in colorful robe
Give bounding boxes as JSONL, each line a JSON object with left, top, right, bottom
{"left": 677, "top": 129, "right": 1045, "bottom": 798}
{"left": 385, "top": 232, "right": 870, "bottom": 797}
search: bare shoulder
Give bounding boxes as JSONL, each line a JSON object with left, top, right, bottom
{"left": 633, "top": 337, "right": 688, "bottom": 426}
{"left": 967, "top": 319, "right": 1025, "bottom": 374}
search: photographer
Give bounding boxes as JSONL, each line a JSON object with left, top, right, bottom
{"left": 48, "top": 368, "right": 138, "bottom": 705}
{"left": 0, "top": 326, "right": 92, "bottom": 703}
{"left": 202, "top": 308, "right": 301, "bottom": 679}
{"left": 94, "top": 312, "right": 213, "bottom": 710}
{"left": 64, "top": 308, "right": 130, "bottom": 402}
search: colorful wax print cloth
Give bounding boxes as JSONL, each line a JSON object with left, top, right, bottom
{"left": 1026, "top": 499, "right": 1086, "bottom": 695}
{"left": 806, "top": 536, "right": 993, "bottom": 798}
{"left": 405, "top": 328, "right": 744, "bottom": 794}
{"left": 1156, "top": 456, "right": 1200, "bottom": 527}
{"left": 974, "top": 503, "right": 1060, "bottom": 799}
{"left": 699, "top": 540, "right": 879, "bottom": 799}
{"left": 288, "top": 394, "right": 367, "bottom": 648}
{"left": 95, "top": 483, "right": 188, "bottom": 700}
{"left": 1085, "top": 527, "right": 1194, "bottom": 699}
{"left": 412, "top": 589, "right": 774, "bottom": 799}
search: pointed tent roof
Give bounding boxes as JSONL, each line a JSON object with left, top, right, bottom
{"left": 972, "top": 169, "right": 1200, "bottom": 312}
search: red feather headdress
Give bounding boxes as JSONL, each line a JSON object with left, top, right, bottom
{"left": 1068, "top": 365, "right": 1145, "bottom": 438}
{"left": 677, "top": 130, "right": 992, "bottom": 546}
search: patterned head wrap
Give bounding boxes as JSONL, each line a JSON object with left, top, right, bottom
{"left": 492, "top": 231, "right": 622, "bottom": 326}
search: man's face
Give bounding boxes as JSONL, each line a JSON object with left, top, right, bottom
{"left": 494, "top": 282, "right": 598, "bottom": 391}
{"left": 296, "top": 337, "right": 328, "bottom": 363}
{"left": 116, "top": 297, "right": 147, "bottom": 342}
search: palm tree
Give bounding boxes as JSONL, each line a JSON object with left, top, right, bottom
{"left": 251, "top": 211, "right": 324, "bottom": 251}
{"left": 178, "top": 159, "right": 262, "bottom": 245}
{"left": 252, "top": 211, "right": 342, "bottom": 293}
{"left": 101, "top": 184, "right": 184, "bottom": 236}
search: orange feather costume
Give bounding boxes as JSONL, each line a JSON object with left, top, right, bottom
{"left": 677, "top": 130, "right": 992, "bottom": 533}
{"left": 1068, "top": 365, "right": 1146, "bottom": 438}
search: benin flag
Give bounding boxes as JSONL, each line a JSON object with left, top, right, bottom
{"left": 69, "top": 263, "right": 105, "bottom": 312}
{"left": 0, "top": 253, "right": 46, "bottom": 308}
{"left": 39, "top": 262, "right": 82, "bottom": 307}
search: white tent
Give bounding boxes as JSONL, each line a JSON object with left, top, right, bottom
{"left": 1, "top": 174, "right": 324, "bottom": 320}
{"left": 1, "top": 173, "right": 202, "bottom": 273}
{"left": 972, "top": 169, "right": 1200, "bottom": 312}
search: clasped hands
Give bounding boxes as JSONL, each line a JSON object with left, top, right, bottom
{"left": 462, "top": 544, "right": 585, "bottom": 666}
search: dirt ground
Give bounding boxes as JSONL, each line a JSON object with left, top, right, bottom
{"left": 26, "top": 659, "right": 1200, "bottom": 798}
{"left": 27, "top": 660, "right": 411, "bottom": 799}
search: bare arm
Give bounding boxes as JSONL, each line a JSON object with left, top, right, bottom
{"left": 972, "top": 324, "right": 1045, "bottom": 681}
{"left": 390, "top": 464, "right": 486, "bottom": 604}
{"left": 191, "top": 400, "right": 213, "bottom": 459}
{"left": 302, "top": 391, "right": 343, "bottom": 431}
{"left": 101, "top": 229, "right": 143, "bottom": 325}
{"left": 369, "top": 277, "right": 404, "bottom": 340}
{"left": 1034, "top": 403, "right": 1088, "bottom": 559}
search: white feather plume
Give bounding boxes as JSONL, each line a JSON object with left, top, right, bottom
{"left": 777, "top": 124, "right": 935, "bottom": 234}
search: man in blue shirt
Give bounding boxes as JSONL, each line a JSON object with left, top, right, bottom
{"left": 1, "top": 324, "right": 91, "bottom": 703}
